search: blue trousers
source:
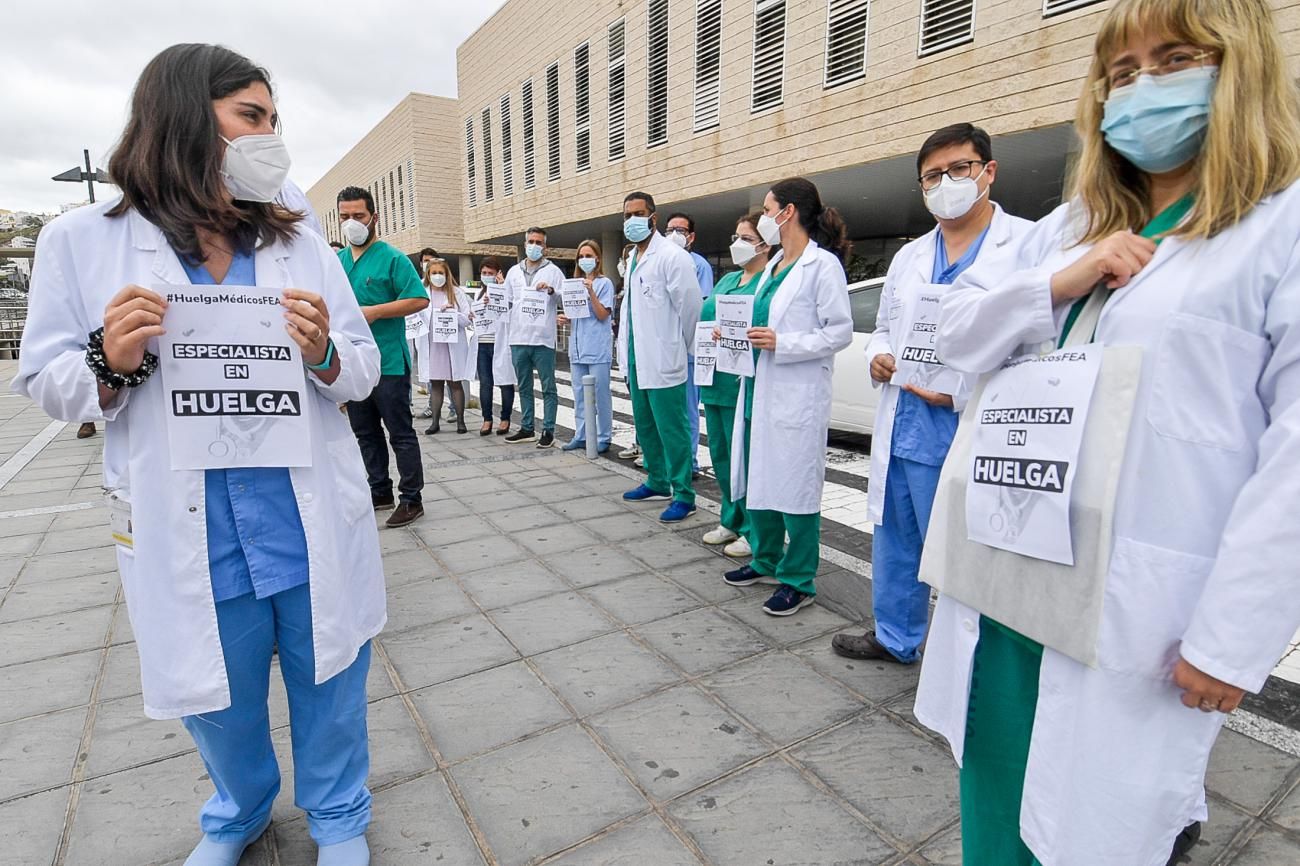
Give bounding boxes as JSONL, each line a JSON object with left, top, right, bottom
{"left": 685, "top": 357, "right": 701, "bottom": 472}
{"left": 182, "top": 584, "right": 372, "bottom": 847}
{"left": 872, "top": 455, "right": 941, "bottom": 663}
{"left": 570, "top": 360, "right": 613, "bottom": 448}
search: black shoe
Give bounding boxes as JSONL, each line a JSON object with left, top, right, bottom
{"left": 479, "top": 423, "right": 493, "bottom": 437}
{"left": 505, "top": 429, "right": 537, "bottom": 444}
{"left": 372, "top": 492, "right": 396, "bottom": 511}
{"left": 831, "top": 630, "right": 909, "bottom": 663}
{"left": 723, "top": 565, "right": 779, "bottom": 587}
{"left": 537, "top": 431, "right": 555, "bottom": 448}
{"left": 457, "top": 420, "right": 468, "bottom": 434}
{"left": 425, "top": 421, "right": 440, "bottom": 435}
{"left": 1166, "top": 822, "right": 1201, "bottom": 866}
{"left": 385, "top": 501, "right": 424, "bottom": 528}
{"left": 496, "top": 423, "right": 511, "bottom": 436}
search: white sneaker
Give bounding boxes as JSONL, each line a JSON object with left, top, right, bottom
{"left": 703, "top": 525, "right": 739, "bottom": 546}
{"left": 724, "top": 536, "right": 752, "bottom": 558}
{"left": 618, "top": 444, "right": 641, "bottom": 459}
{"left": 634, "top": 455, "right": 645, "bottom": 468}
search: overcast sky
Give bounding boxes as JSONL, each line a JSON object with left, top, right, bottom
{"left": 2, "top": 0, "right": 503, "bottom": 213}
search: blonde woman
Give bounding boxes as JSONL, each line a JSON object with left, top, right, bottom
{"left": 421, "top": 258, "right": 474, "bottom": 435}
{"left": 916, "top": 1, "right": 1300, "bottom": 863}
{"left": 556, "top": 239, "right": 615, "bottom": 452}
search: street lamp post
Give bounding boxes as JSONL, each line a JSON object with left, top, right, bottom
{"left": 52, "top": 150, "right": 111, "bottom": 204}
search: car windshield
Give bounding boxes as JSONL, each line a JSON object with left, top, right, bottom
{"left": 849, "top": 284, "right": 882, "bottom": 333}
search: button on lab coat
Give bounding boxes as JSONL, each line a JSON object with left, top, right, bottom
{"left": 615, "top": 232, "right": 702, "bottom": 389}
{"left": 915, "top": 185, "right": 1300, "bottom": 866}
{"left": 864, "top": 204, "right": 1033, "bottom": 524}
{"left": 12, "top": 201, "right": 387, "bottom": 720}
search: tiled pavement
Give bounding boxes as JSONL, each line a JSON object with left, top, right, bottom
{"left": 3, "top": 361, "right": 1300, "bottom": 865}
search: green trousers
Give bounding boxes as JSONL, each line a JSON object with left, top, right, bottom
{"left": 749, "top": 509, "right": 820, "bottom": 596}
{"left": 703, "top": 402, "right": 748, "bottom": 536}
{"left": 628, "top": 363, "right": 695, "bottom": 505}
{"left": 960, "top": 616, "right": 1044, "bottom": 866}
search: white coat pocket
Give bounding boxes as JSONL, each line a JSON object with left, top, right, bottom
{"left": 325, "top": 437, "right": 373, "bottom": 523}
{"left": 774, "top": 383, "right": 819, "bottom": 434}
{"left": 1147, "top": 313, "right": 1269, "bottom": 452}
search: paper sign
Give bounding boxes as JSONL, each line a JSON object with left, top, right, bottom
{"left": 517, "top": 291, "right": 549, "bottom": 323}
{"left": 405, "top": 311, "right": 429, "bottom": 342}
{"left": 561, "top": 279, "right": 592, "bottom": 319}
{"left": 486, "top": 285, "right": 508, "bottom": 317}
{"left": 430, "top": 310, "right": 459, "bottom": 344}
{"left": 890, "top": 285, "right": 962, "bottom": 396}
{"left": 694, "top": 321, "right": 718, "bottom": 387}
{"left": 157, "top": 284, "right": 311, "bottom": 470}
{"left": 715, "top": 295, "right": 755, "bottom": 378}
{"left": 470, "top": 300, "right": 491, "bottom": 335}
{"left": 965, "top": 345, "right": 1104, "bottom": 565}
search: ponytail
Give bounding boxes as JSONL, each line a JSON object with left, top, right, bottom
{"left": 769, "top": 177, "right": 852, "bottom": 263}
{"left": 812, "top": 207, "right": 851, "bottom": 264}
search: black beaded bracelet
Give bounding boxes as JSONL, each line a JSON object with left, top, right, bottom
{"left": 85, "top": 327, "right": 159, "bottom": 390}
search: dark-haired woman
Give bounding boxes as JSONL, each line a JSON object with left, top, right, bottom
{"left": 14, "top": 44, "right": 381, "bottom": 866}
{"left": 723, "top": 178, "right": 853, "bottom": 616}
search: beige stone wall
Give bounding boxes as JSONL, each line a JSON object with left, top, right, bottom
{"left": 456, "top": 0, "right": 1300, "bottom": 243}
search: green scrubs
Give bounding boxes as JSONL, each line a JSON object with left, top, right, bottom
{"left": 958, "top": 194, "right": 1197, "bottom": 866}
{"left": 742, "top": 258, "right": 820, "bottom": 597}
{"left": 627, "top": 251, "right": 695, "bottom": 505}
{"left": 701, "top": 270, "right": 757, "bottom": 537}
{"left": 338, "top": 241, "right": 427, "bottom": 375}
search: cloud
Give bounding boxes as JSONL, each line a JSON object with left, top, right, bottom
{"left": 1, "top": 0, "right": 501, "bottom": 212}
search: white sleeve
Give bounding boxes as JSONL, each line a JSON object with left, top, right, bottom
{"left": 775, "top": 255, "right": 853, "bottom": 363}
{"left": 864, "top": 252, "right": 903, "bottom": 389}
{"left": 671, "top": 253, "right": 702, "bottom": 348}
{"left": 305, "top": 234, "right": 381, "bottom": 402}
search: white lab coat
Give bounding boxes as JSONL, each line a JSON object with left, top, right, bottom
{"left": 477, "top": 284, "right": 518, "bottom": 387}
{"left": 865, "top": 204, "right": 1034, "bottom": 524}
{"left": 915, "top": 185, "right": 1300, "bottom": 866}
{"left": 732, "top": 241, "right": 853, "bottom": 514}
{"left": 419, "top": 286, "right": 476, "bottom": 382}
{"left": 504, "top": 260, "right": 565, "bottom": 349}
{"left": 12, "top": 201, "right": 387, "bottom": 720}
{"left": 615, "top": 232, "right": 702, "bottom": 389}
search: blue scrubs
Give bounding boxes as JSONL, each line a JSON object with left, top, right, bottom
{"left": 178, "top": 251, "right": 371, "bottom": 848}
{"left": 873, "top": 227, "right": 989, "bottom": 663}
{"left": 685, "top": 251, "right": 714, "bottom": 472}
{"left": 568, "top": 276, "right": 616, "bottom": 449}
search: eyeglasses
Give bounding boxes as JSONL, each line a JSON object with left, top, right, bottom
{"left": 1092, "top": 49, "right": 1218, "bottom": 102}
{"left": 918, "top": 160, "right": 986, "bottom": 191}
{"left": 666, "top": 227, "right": 690, "bottom": 236}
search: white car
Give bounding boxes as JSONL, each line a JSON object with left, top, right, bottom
{"left": 829, "top": 277, "right": 886, "bottom": 435}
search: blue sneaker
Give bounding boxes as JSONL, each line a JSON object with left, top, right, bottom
{"left": 597, "top": 442, "right": 611, "bottom": 454}
{"left": 763, "top": 585, "right": 815, "bottom": 617}
{"left": 623, "top": 484, "right": 670, "bottom": 502}
{"left": 659, "top": 501, "right": 697, "bottom": 523}
{"left": 183, "top": 817, "right": 270, "bottom": 866}
{"left": 724, "top": 564, "right": 779, "bottom": 587}
{"left": 561, "top": 439, "right": 586, "bottom": 451}
{"left": 317, "top": 834, "right": 371, "bottom": 866}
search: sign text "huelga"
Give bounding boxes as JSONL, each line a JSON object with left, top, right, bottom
{"left": 172, "top": 390, "right": 302, "bottom": 417}
{"left": 972, "top": 456, "right": 1068, "bottom": 493}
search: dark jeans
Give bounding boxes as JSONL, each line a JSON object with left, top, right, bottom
{"left": 477, "top": 342, "right": 515, "bottom": 423}
{"left": 346, "top": 371, "right": 423, "bottom": 505}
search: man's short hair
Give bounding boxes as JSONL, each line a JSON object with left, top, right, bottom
{"left": 328, "top": 241, "right": 344, "bottom": 250}
{"left": 480, "top": 255, "right": 505, "bottom": 272}
{"left": 666, "top": 213, "right": 695, "bottom": 233}
{"left": 623, "top": 191, "right": 656, "bottom": 212}
{"left": 336, "top": 185, "right": 374, "bottom": 214}
{"left": 916, "top": 123, "right": 993, "bottom": 174}
{"left": 419, "top": 247, "right": 439, "bottom": 259}
{"left": 525, "top": 227, "right": 548, "bottom": 241}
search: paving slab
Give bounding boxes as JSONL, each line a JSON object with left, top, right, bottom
{"left": 633, "top": 608, "right": 772, "bottom": 677}
{"left": 381, "top": 614, "right": 520, "bottom": 692}
{"left": 489, "top": 592, "right": 618, "bottom": 656}
{"left": 0, "top": 704, "right": 86, "bottom": 800}
{"left": 543, "top": 814, "right": 702, "bottom": 865}
{"left": 532, "top": 632, "right": 684, "bottom": 717}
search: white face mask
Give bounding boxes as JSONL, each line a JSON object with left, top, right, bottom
{"left": 220, "top": 134, "right": 292, "bottom": 203}
{"left": 341, "top": 218, "right": 371, "bottom": 247}
{"left": 617, "top": 260, "right": 627, "bottom": 278}
{"left": 667, "top": 231, "right": 689, "bottom": 250}
{"left": 757, "top": 210, "right": 786, "bottom": 247}
{"left": 923, "top": 169, "right": 988, "bottom": 221}
{"left": 429, "top": 273, "right": 447, "bottom": 288}
{"left": 730, "top": 239, "right": 760, "bottom": 267}
{"left": 578, "top": 257, "right": 597, "bottom": 274}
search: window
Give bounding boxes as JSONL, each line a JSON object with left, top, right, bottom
{"left": 397, "top": 163, "right": 406, "bottom": 229}
{"left": 694, "top": 0, "right": 723, "bottom": 131}
{"left": 1043, "top": 0, "right": 1102, "bottom": 14}
{"left": 608, "top": 18, "right": 627, "bottom": 160}
{"left": 500, "top": 94, "right": 514, "bottom": 196}
{"left": 574, "top": 42, "right": 591, "bottom": 171}
{"left": 752, "top": 0, "right": 787, "bottom": 112}
{"left": 379, "top": 176, "right": 388, "bottom": 235}
{"left": 482, "top": 107, "right": 494, "bottom": 202}
{"left": 521, "top": 79, "right": 537, "bottom": 190}
{"left": 918, "top": 0, "right": 975, "bottom": 56}
{"left": 406, "top": 159, "right": 416, "bottom": 226}
{"left": 546, "top": 62, "right": 561, "bottom": 181}
{"left": 388, "top": 170, "right": 396, "bottom": 233}
{"left": 465, "top": 116, "right": 477, "bottom": 207}
{"left": 647, "top": 0, "right": 670, "bottom": 146}
{"left": 825, "top": 0, "right": 871, "bottom": 87}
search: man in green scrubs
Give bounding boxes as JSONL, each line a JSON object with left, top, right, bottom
{"left": 336, "top": 186, "right": 429, "bottom": 528}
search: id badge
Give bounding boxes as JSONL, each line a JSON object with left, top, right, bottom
{"left": 107, "top": 491, "right": 134, "bottom": 549}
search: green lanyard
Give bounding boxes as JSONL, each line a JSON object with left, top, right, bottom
{"left": 1058, "top": 193, "right": 1195, "bottom": 347}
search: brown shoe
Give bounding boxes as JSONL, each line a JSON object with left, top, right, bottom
{"left": 385, "top": 501, "right": 424, "bottom": 528}
{"left": 830, "top": 629, "right": 908, "bottom": 663}
{"left": 76, "top": 422, "right": 97, "bottom": 439}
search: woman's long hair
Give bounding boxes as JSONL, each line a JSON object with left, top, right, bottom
{"left": 1071, "top": 0, "right": 1300, "bottom": 241}
{"left": 573, "top": 239, "right": 605, "bottom": 278}
{"left": 424, "top": 259, "right": 459, "bottom": 309}
{"left": 106, "top": 44, "right": 301, "bottom": 262}
{"left": 769, "top": 178, "right": 852, "bottom": 263}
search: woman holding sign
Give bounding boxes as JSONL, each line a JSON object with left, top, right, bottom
{"left": 556, "top": 239, "right": 615, "bottom": 452}
{"left": 14, "top": 44, "right": 383, "bottom": 866}
{"left": 699, "top": 213, "right": 769, "bottom": 558}
{"left": 915, "top": 1, "right": 1300, "bottom": 863}
{"left": 420, "top": 258, "right": 474, "bottom": 435}
{"left": 472, "top": 256, "right": 516, "bottom": 436}
{"left": 722, "top": 179, "right": 853, "bottom": 616}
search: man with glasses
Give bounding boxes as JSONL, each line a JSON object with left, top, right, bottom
{"left": 830, "top": 124, "right": 1033, "bottom": 664}
{"left": 665, "top": 213, "right": 714, "bottom": 477}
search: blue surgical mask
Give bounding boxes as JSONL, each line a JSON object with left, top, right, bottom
{"left": 623, "top": 216, "right": 652, "bottom": 243}
{"left": 525, "top": 243, "right": 544, "bottom": 262}
{"left": 1101, "top": 66, "right": 1218, "bottom": 174}
{"left": 578, "top": 257, "right": 597, "bottom": 274}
